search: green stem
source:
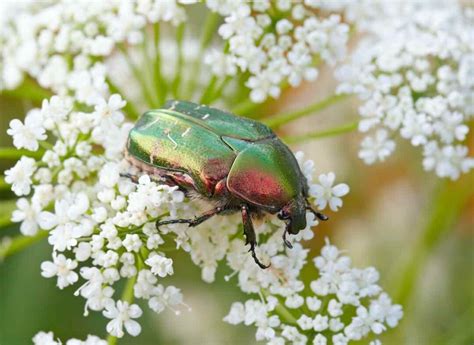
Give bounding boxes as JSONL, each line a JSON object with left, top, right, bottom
{"left": 106, "top": 78, "right": 140, "bottom": 120}
{"left": 262, "top": 289, "right": 298, "bottom": 326}
{"left": 0, "top": 230, "right": 48, "bottom": 260}
{"left": 0, "top": 214, "right": 12, "bottom": 229}
{"left": 394, "top": 177, "right": 474, "bottom": 306}
{"left": 0, "top": 147, "right": 44, "bottom": 160}
{"left": 434, "top": 306, "right": 474, "bottom": 345}
{"left": 184, "top": 12, "right": 220, "bottom": 99}
{"left": 153, "top": 23, "right": 167, "bottom": 106}
{"left": 206, "top": 76, "right": 231, "bottom": 105}
{"left": 230, "top": 99, "right": 260, "bottom": 116}
{"left": 199, "top": 75, "right": 218, "bottom": 104}
{"left": 106, "top": 275, "right": 138, "bottom": 345}
{"left": 171, "top": 23, "right": 185, "bottom": 99}
{"left": 118, "top": 44, "right": 156, "bottom": 108}
{"left": 283, "top": 121, "right": 358, "bottom": 144}
{"left": 264, "top": 93, "right": 350, "bottom": 129}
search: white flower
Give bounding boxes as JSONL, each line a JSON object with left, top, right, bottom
{"left": 313, "top": 334, "right": 327, "bottom": 345}
{"left": 309, "top": 172, "right": 350, "bottom": 211}
{"left": 7, "top": 109, "right": 46, "bottom": 151}
{"left": 328, "top": 299, "right": 343, "bottom": 317}
{"left": 337, "top": 3, "right": 473, "bottom": 179}
{"left": 32, "top": 331, "right": 60, "bottom": 345}
{"left": 209, "top": 1, "right": 349, "bottom": 102}
{"left": 370, "top": 293, "right": 403, "bottom": 328}
{"left": 94, "top": 94, "right": 126, "bottom": 124}
{"left": 122, "top": 234, "right": 143, "bottom": 253}
{"left": 41, "top": 254, "right": 79, "bottom": 289}
{"left": 297, "top": 314, "right": 313, "bottom": 330}
{"left": 359, "top": 130, "right": 396, "bottom": 165}
{"left": 66, "top": 335, "right": 107, "bottom": 345}
{"left": 148, "top": 285, "right": 185, "bottom": 315}
{"left": 224, "top": 302, "right": 246, "bottom": 324}
{"left": 332, "top": 333, "right": 348, "bottom": 345}
{"left": 422, "top": 142, "right": 474, "bottom": 180}
{"left": 306, "top": 296, "right": 321, "bottom": 311}
{"left": 103, "top": 301, "right": 143, "bottom": 338}
{"left": 4, "top": 156, "right": 36, "bottom": 196}
{"left": 145, "top": 253, "right": 174, "bottom": 277}
{"left": 313, "top": 314, "right": 329, "bottom": 332}
{"left": 11, "top": 198, "right": 41, "bottom": 236}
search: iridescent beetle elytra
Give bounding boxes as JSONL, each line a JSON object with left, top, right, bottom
{"left": 124, "top": 100, "right": 328, "bottom": 268}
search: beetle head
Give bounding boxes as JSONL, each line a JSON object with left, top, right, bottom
{"left": 279, "top": 195, "right": 307, "bottom": 234}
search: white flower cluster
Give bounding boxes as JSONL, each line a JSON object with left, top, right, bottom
{"left": 224, "top": 239, "right": 403, "bottom": 345}
{"left": 4, "top": 93, "right": 350, "bottom": 339}
{"left": 336, "top": 3, "right": 474, "bottom": 179}
{"left": 205, "top": 0, "right": 349, "bottom": 103}
{"left": 0, "top": 0, "right": 186, "bottom": 102}
{"left": 4, "top": 94, "right": 188, "bottom": 338}
{"left": 33, "top": 331, "right": 106, "bottom": 345}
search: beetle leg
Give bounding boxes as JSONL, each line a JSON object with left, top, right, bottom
{"left": 241, "top": 205, "right": 270, "bottom": 269}
{"left": 156, "top": 207, "right": 224, "bottom": 229}
{"left": 306, "top": 205, "right": 329, "bottom": 221}
{"left": 120, "top": 173, "right": 140, "bottom": 183}
{"left": 282, "top": 223, "right": 293, "bottom": 249}
{"left": 120, "top": 172, "right": 167, "bottom": 185}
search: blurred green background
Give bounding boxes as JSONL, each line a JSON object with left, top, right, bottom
{"left": 0, "top": 68, "right": 473, "bottom": 345}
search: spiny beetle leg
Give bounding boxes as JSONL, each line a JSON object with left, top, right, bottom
{"left": 120, "top": 172, "right": 140, "bottom": 183}
{"left": 249, "top": 242, "right": 270, "bottom": 269}
{"left": 282, "top": 225, "right": 293, "bottom": 249}
{"left": 155, "top": 207, "right": 224, "bottom": 230}
{"left": 241, "top": 205, "right": 270, "bottom": 269}
{"left": 306, "top": 205, "right": 329, "bottom": 221}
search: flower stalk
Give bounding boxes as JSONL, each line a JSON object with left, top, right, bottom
{"left": 0, "top": 147, "right": 44, "bottom": 160}
{"left": 184, "top": 11, "right": 220, "bottom": 99}
{"left": 283, "top": 121, "right": 359, "bottom": 144}
{"left": 394, "top": 176, "right": 474, "bottom": 306}
{"left": 264, "top": 94, "right": 350, "bottom": 129}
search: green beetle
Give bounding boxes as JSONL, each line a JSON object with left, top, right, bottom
{"left": 125, "top": 100, "right": 327, "bottom": 268}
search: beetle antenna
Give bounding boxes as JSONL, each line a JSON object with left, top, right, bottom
{"left": 306, "top": 205, "right": 329, "bottom": 221}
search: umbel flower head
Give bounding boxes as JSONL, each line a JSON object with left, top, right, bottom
{"left": 225, "top": 239, "right": 403, "bottom": 344}
{"left": 0, "top": 0, "right": 349, "bottom": 106}
{"left": 0, "top": 1, "right": 408, "bottom": 343}
{"left": 3, "top": 93, "right": 357, "bottom": 340}
{"left": 336, "top": 2, "right": 474, "bottom": 180}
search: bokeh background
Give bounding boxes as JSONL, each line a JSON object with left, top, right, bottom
{"left": 1, "top": 3, "right": 473, "bottom": 345}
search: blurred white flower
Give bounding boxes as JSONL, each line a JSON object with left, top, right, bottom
{"left": 33, "top": 331, "right": 106, "bottom": 345}
{"left": 337, "top": 3, "right": 474, "bottom": 179}
{"left": 66, "top": 335, "right": 107, "bottom": 345}
{"left": 358, "top": 129, "right": 396, "bottom": 165}
{"left": 32, "top": 331, "right": 60, "bottom": 345}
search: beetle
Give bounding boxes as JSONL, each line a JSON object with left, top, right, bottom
{"left": 124, "top": 100, "right": 328, "bottom": 268}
